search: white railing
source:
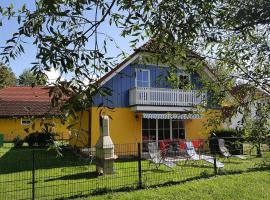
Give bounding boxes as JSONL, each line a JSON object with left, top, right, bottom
{"left": 129, "top": 87, "right": 206, "bottom": 106}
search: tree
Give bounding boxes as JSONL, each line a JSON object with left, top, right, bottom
{"left": 0, "top": 63, "right": 16, "bottom": 88}
{"left": 18, "top": 69, "right": 47, "bottom": 86}
{"left": 0, "top": 1, "right": 269, "bottom": 125}
{"left": 245, "top": 101, "right": 270, "bottom": 157}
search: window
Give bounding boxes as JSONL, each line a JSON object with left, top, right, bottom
{"left": 178, "top": 74, "right": 190, "bottom": 89}
{"left": 21, "top": 119, "right": 31, "bottom": 126}
{"left": 142, "top": 118, "right": 156, "bottom": 142}
{"left": 136, "top": 69, "right": 150, "bottom": 87}
{"left": 142, "top": 118, "right": 185, "bottom": 144}
{"left": 157, "top": 119, "right": 170, "bottom": 140}
{"left": 172, "top": 120, "right": 185, "bottom": 139}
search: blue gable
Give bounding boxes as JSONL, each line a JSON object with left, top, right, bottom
{"left": 93, "top": 64, "right": 204, "bottom": 107}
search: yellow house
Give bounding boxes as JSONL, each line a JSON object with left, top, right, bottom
{"left": 70, "top": 41, "right": 226, "bottom": 150}
{"left": 0, "top": 86, "right": 70, "bottom": 141}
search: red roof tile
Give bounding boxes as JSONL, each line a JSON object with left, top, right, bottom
{"left": 0, "top": 86, "right": 62, "bottom": 117}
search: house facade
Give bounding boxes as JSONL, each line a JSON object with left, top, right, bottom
{"left": 228, "top": 84, "right": 270, "bottom": 129}
{"left": 70, "top": 43, "right": 222, "bottom": 148}
{"left": 0, "top": 86, "right": 70, "bottom": 141}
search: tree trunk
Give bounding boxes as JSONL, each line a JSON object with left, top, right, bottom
{"left": 256, "top": 143, "right": 262, "bottom": 157}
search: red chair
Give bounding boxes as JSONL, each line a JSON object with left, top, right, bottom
{"left": 192, "top": 139, "right": 203, "bottom": 149}
{"left": 163, "top": 139, "right": 171, "bottom": 146}
{"left": 159, "top": 140, "right": 168, "bottom": 152}
{"left": 178, "top": 140, "right": 187, "bottom": 150}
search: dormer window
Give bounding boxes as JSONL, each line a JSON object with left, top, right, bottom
{"left": 178, "top": 73, "right": 190, "bottom": 89}
{"left": 136, "top": 69, "right": 150, "bottom": 87}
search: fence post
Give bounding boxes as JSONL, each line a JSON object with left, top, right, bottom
{"left": 213, "top": 153, "right": 217, "bottom": 175}
{"left": 137, "top": 143, "right": 142, "bottom": 188}
{"left": 213, "top": 137, "right": 218, "bottom": 175}
{"left": 32, "top": 148, "right": 35, "bottom": 200}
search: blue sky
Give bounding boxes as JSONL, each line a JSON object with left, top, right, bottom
{"left": 0, "top": 1, "right": 146, "bottom": 79}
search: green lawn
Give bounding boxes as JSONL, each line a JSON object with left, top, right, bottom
{"left": 89, "top": 171, "right": 270, "bottom": 200}
{"left": 0, "top": 144, "right": 269, "bottom": 200}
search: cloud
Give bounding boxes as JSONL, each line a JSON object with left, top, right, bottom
{"left": 45, "top": 68, "right": 60, "bottom": 84}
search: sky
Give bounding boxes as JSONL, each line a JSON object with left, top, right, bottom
{"left": 0, "top": 1, "right": 146, "bottom": 82}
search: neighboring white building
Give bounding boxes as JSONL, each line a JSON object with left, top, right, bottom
{"left": 228, "top": 84, "right": 269, "bottom": 129}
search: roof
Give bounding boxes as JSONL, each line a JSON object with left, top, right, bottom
{"left": 0, "top": 86, "right": 62, "bottom": 117}
{"left": 98, "top": 39, "right": 219, "bottom": 86}
{"left": 230, "top": 84, "right": 269, "bottom": 102}
{"left": 97, "top": 39, "right": 163, "bottom": 85}
{"left": 135, "top": 38, "right": 164, "bottom": 53}
{"left": 97, "top": 51, "right": 139, "bottom": 85}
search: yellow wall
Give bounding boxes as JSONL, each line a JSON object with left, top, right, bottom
{"left": 185, "top": 119, "right": 208, "bottom": 140}
{"left": 70, "top": 107, "right": 142, "bottom": 155}
{"left": 91, "top": 107, "right": 142, "bottom": 146}
{"left": 0, "top": 117, "right": 70, "bottom": 141}
{"left": 70, "top": 107, "right": 221, "bottom": 150}
{"left": 69, "top": 110, "right": 90, "bottom": 147}
{"left": 185, "top": 109, "right": 222, "bottom": 140}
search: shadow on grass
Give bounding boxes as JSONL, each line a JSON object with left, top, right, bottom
{"left": 142, "top": 168, "right": 172, "bottom": 173}
{"left": 180, "top": 163, "right": 214, "bottom": 169}
{"left": 221, "top": 160, "right": 243, "bottom": 164}
{"left": 0, "top": 147, "right": 89, "bottom": 174}
{"left": 54, "top": 165, "right": 270, "bottom": 200}
{"left": 57, "top": 165, "right": 270, "bottom": 200}
{"left": 44, "top": 171, "right": 99, "bottom": 182}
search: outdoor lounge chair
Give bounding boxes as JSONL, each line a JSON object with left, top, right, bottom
{"left": 218, "top": 139, "right": 246, "bottom": 160}
{"left": 148, "top": 142, "right": 176, "bottom": 169}
{"left": 185, "top": 141, "right": 224, "bottom": 168}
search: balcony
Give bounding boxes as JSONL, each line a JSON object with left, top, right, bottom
{"left": 129, "top": 87, "right": 206, "bottom": 108}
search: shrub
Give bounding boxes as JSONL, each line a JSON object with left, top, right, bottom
{"left": 24, "top": 122, "right": 57, "bottom": 147}
{"left": 12, "top": 136, "right": 24, "bottom": 148}
{"left": 24, "top": 132, "right": 38, "bottom": 147}
{"left": 25, "top": 131, "right": 56, "bottom": 147}
{"left": 209, "top": 129, "right": 244, "bottom": 155}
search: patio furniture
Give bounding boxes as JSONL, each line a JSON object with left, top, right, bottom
{"left": 148, "top": 142, "right": 176, "bottom": 169}
{"left": 218, "top": 139, "right": 246, "bottom": 159}
{"left": 159, "top": 140, "right": 170, "bottom": 154}
{"left": 185, "top": 141, "right": 224, "bottom": 168}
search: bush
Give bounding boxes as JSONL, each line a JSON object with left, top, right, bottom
{"left": 24, "top": 122, "right": 57, "bottom": 147}
{"left": 25, "top": 131, "right": 55, "bottom": 147}
{"left": 209, "top": 129, "right": 244, "bottom": 155}
{"left": 12, "top": 136, "right": 24, "bottom": 148}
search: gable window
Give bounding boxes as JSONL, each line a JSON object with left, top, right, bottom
{"left": 178, "top": 73, "right": 190, "bottom": 89}
{"left": 136, "top": 69, "right": 150, "bottom": 87}
{"left": 21, "top": 119, "right": 31, "bottom": 126}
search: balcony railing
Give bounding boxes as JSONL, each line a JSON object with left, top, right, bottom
{"left": 129, "top": 87, "right": 206, "bottom": 107}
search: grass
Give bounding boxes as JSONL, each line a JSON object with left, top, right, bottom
{"left": 0, "top": 143, "right": 269, "bottom": 200}
{"left": 88, "top": 171, "right": 270, "bottom": 200}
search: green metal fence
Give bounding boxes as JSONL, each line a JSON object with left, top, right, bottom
{"left": 0, "top": 139, "right": 269, "bottom": 200}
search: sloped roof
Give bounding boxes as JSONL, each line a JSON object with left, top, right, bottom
{"left": 135, "top": 38, "right": 163, "bottom": 53}
{"left": 97, "top": 39, "right": 161, "bottom": 85}
{"left": 231, "top": 84, "right": 269, "bottom": 102}
{"left": 98, "top": 39, "right": 219, "bottom": 86}
{"left": 0, "top": 86, "right": 62, "bottom": 117}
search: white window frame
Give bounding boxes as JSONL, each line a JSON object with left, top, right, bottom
{"left": 142, "top": 118, "right": 157, "bottom": 143}
{"left": 21, "top": 118, "right": 31, "bottom": 126}
{"left": 135, "top": 68, "right": 150, "bottom": 88}
{"left": 141, "top": 118, "right": 186, "bottom": 144}
{"left": 177, "top": 72, "right": 191, "bottom": 89}
{"left": 171, "top": 119, "right": 186, "bottom": 140}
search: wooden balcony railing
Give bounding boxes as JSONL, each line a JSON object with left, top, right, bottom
{"left": 129, "top": 87, "right": 206, "bottom": 106}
